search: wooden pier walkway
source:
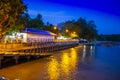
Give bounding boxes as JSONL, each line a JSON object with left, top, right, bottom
{"left": 0, "top": 40, "right": 79, "bottom": 68}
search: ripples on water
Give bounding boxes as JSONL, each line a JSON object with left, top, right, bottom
{"left": 0, "top": 45, "right": 120, "bottom": 80}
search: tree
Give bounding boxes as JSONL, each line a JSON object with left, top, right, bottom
{"left": 43, "top": 23, "right": 60, "bottom": 35}
{"left": 27, "top": 14, "right": 44, "bottom": 29}
{"left": 21, "top": 13, "right": 31, "bottom": 27}
{"left": 98, "top": 34, "right": 120, "bottom": 41}
{"left": 0, "top": 0, "right": 27, "bottom": 39}
{"left": 61, "top": 20, "right": 81, "bottom": 37}
{"left": 57, "top": 22, "right": 65, "bottom": 30}
{"left": 87, "top": 20, "right": 98, "bottom": 40}
{"left": 76, "top": 18, "right": 98, "bottom": 41}
{"left": 60, "top": 17, "right": 98, "bottom": 40}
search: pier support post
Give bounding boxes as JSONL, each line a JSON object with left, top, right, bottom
{"left": 27, "top": 56, "right": 30, "bottom": 61}
{"left": 0, "top": 54, "right": 4, "bottom": 68}
{"left": 36, "top": 56, "right": 40, "bottom": 59}
{"left": 14, "top": 55, "right": 19, "bottom": 64}
{"left": 0, "top": 60, "right": 1, "bottom": 68}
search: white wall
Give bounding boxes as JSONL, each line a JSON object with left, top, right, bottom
{"left": 27, "top": 33, "right": 55, "bottom": 42}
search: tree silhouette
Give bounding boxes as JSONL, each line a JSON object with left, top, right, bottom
{"left": 0, "top": 0, "right": 26, "bottom": 39}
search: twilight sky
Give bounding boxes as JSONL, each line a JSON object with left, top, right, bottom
{"left": 24, "top": 0, "right": 120, "bottom": 34}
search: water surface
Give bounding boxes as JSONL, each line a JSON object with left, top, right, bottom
{"left": 0, "top": 45, "right": 120, "bottom": 80}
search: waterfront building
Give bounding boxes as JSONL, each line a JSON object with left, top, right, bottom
{"left": 5, "top": 28, "right": 56, "bottom": 43}
{"left": 21, "top": 28, "right": 56, "bottom": 43}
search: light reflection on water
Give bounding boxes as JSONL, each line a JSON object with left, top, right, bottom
{"left": 82, "top": 45, "right": 86, "bottom": 61}
{"left": 47, "top": 57, "right": 60, "bottom": 80}
{"left": 0, "top": 45, "right": 120, "bottom": 80}
{"left": 47, "top": 47, "right": 78, "bottom": 80}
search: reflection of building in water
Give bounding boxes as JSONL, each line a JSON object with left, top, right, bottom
{"left": 82, "top": 45, "right": 86, "bottom": 61}
{"left": 90, "top": 46, "right": 93, "bottom": 56}
{"left": 47, "top": 57, "right": 60, "bottom": 80}
{"left": 82, "top": 45, "right": 96, "bottom": 62}
{"left": 90, "top": 46, "right": 95, "bottom": 56}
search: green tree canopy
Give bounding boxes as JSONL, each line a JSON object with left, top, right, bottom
{"left": 0, "top": 0, "right": 27, "bottom": 39}
{"left": 43, "top": 23, "right": 60, "bottom": 35}
{"left": 61, "top": 20, "right": 81, "bottom": 37}
{"left": 60, "top": 17, "right": 98, "bottom": 40}
{"left": 27, "top": 14, "right": 44, "bottom": 29}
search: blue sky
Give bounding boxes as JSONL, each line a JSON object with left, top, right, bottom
{"left": 24, "top": 0, "right": 120, "bottom": 34}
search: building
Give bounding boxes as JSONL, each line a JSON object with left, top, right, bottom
{"left": 16, "top": 28, "right": 56, "bottom": 43}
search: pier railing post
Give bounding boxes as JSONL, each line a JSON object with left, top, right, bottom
{"left": 0, "top": 54, "right": 4, "bottom": 68}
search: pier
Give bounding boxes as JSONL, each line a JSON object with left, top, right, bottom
{"left": 0, "top": 39, "right": 79, "bottom": 68}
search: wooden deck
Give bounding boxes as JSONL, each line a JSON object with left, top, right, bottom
{"left": 0, "top": 41, "right": 79, "bottom": 68}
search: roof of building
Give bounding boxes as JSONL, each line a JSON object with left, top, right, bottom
{"left": 22, "top": 28, "right": 56, "bottom": 36}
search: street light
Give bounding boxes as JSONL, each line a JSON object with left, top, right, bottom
{"left": 65, "top": 29, "right": 69, "bottom": 33}
{"left": 73, "top": 32, "right": 76, "bottom": 34}
{"left": 70, "top": 31, "right": 78, "bottom": 37}
{"left": 53, "top": 26, "right": 57, "bottom": 30}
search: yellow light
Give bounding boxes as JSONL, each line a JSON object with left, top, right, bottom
{"left": 61, "top": 53, "right": 70, "bottom": 75}
{"left": 65, "top": 29, "right": 69, "bottom": 32}
{"left": 73, "top": 32, "right": 76, "bottom": 34}
{"left": 53, "top": 26, "right": 57, "bottom": 30}
{"left": 47, "top": 58, "right": 60, "bottom": 80}
{"left": 70, "top": 48, "right": 77, "bottom": 68}
{"left": 70, "top": 33, "right": 78, "bottom": 37}
{"left": 61, "top": 50, "right": 78, "bottom": 76}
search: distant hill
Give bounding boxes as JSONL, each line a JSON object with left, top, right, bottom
{"left": 97, "top": 34, "right": 120, "bottom": 41}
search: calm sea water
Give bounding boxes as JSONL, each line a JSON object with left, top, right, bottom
{"left": 0, "top": 45, "right": 120, "bottom": 80}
